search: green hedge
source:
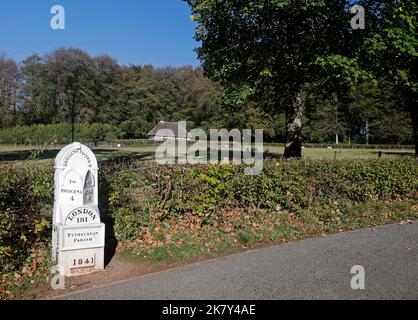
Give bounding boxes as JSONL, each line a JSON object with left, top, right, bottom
{"left": 0, "top": 162, "right": 54, "bottom": 274}
{"left": 105, "top": 159, "right": 418, "bottom": 241}
{"left": 0, "top": 123, "right": 122, "bottom": 145}
{"left": 1, "top": 158, "right": 417, "bottom": 274}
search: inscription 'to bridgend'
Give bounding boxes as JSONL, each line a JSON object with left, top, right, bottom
{"left": 63, "top": 147, "right": 92, "bottom": 167}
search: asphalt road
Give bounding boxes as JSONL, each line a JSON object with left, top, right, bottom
{"left": 59, "top": 221, "right": 418, "bottom": 300}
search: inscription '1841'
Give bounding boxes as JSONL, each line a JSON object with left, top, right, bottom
{"left": 65, "top": 207, "right": 98, "bottom": 225}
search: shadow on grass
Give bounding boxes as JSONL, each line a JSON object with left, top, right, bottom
{"left": 369, "top": 151, "right": 414, "bottom": 157}
{"left": 0, "top": 148, "right": 155, "bottom": 164}
{"left": 195, "top": 148, "right": 283, "bottom": 161}
{"left": 0, "top": 149, "right": 60, "bottom": 162}
{"left": 98, "top": 151, "right": 154, "bottom": 166}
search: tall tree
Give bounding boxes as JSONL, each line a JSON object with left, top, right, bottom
{"left": 0, "top": 55, "right": 20, "bottom": 127}
{"left": 46, "top": 48, "right": 98, "bottom": 142}
{"left": 319, "top": 1, "right": 418, "bottom": 154}
{"left": 185, "top": 0, "right": 351, "bottom": 157}
{"left": 20, "top": 54, "right": 57, "bottom": 125}
{"left": 359, "top": 0, "right": 418, "bottom": 155}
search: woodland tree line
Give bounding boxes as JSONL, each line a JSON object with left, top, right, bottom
{"left": 0, "top": 49, "right": 413, "bottom": 145}
{"left": 0, "top": 0, "right": 417, "bottom": 155}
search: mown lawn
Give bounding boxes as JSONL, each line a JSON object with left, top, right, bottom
{"left": 0, "top": 143, "right": 414, "bottom": 164}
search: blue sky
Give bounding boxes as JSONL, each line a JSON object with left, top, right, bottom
{"left": 0, "top": 0, "right": 200, "bottom": 67}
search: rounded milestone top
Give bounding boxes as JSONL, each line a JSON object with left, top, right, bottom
{"left": 55, "top": 142, "right": 98, "bottom": 170}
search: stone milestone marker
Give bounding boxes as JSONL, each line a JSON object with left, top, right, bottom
{"left": 52, "top": 142, "right": 105, "bottom": 277}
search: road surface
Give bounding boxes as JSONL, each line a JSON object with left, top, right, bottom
{"left": 58, "top": 221, "right": 418, "bottom": 300}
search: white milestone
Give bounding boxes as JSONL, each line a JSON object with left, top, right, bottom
{"left": 52, "top": 142, "right": 105, "bottom": 277}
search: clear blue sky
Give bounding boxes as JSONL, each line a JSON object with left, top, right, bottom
{"left": 0, "top": 0, "right": 200, "bottom": 67}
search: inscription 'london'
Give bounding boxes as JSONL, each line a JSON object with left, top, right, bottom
{"left": 65, "top": 207, "right": 98, "bottom": 225}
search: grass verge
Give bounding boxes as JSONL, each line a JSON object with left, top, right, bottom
{"left": 119, "top": 199, "right": 417, "bottom": 265}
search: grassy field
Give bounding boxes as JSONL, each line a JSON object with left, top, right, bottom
{"left": 0, "top": 143, "right": 415, "bottom": 163}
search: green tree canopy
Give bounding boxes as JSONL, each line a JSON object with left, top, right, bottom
{"left": 186, "top": 0, "right": 354, "bottom": 157}
{"left": 318, "top": 0, "right": 418, "bottom": 154}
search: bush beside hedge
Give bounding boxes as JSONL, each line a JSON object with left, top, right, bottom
{"left": 0, "top": 158, "right": 417, "bottom": 275}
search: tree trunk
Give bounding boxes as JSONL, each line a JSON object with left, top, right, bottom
{"left": 334, "top": 93, "right": 339, "bottom": 145}
{"left": 365, "top": 120, "right": 369, "bottom": 145}
{"left": 409, "top": 98, "right": 417, "bottom": 157}
{"left": 71, "top": 121, "right": 75, "bottom": 143}
{"left": 404, "top": 90, "right": 417, "bottom": 157}
{"left": 70, "top": 95, "right": 76, "bottom": 143}
{"left": 70, "top": 105, "right": 75, "bottom": 143}
{"left": 284, "top": 92, "right": 302, "bottom": 158}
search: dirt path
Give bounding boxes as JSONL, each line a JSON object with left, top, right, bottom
{"left": 37, "top": 254, "right": 173, "bottom": 299}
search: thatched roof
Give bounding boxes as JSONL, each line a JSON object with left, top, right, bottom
{"left": 147, "top": 121, "right": 188, "bottom": 138}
